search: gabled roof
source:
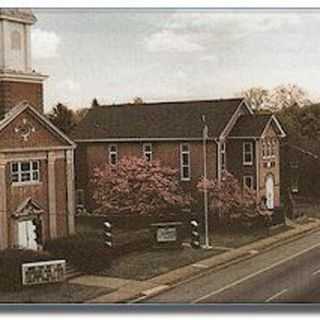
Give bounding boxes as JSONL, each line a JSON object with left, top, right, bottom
{"left": 0, "top": 102, "right": 76, "bottom": 148}
{"left": 229, "top": 114, "right": 286, "bottom": 138}
{"left": 72, "top": 98, "right": 246, "bottom": 141}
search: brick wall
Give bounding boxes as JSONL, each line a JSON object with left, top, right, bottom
{"left": 4, "top": 153, "right": 70, "bottom": 247}
{"left": 227, "top": 138, "right": 257, "bottom": 189}
{"left": 0, "top": 110, "right": 67, "bottom": 149}
{"left": 75, "top": 140, "right": 218, "bottom": 211}
{"left": 0, "top": 80, "right": 43, "bottom": 115}
{"left": 257, "top": 126, "right": 281, "bottom": 207}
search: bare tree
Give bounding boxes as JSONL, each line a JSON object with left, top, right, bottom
{"left": 241, "top": 84, "right": 312, "bottom": 112}
{"left": 241, "top": 87, "right": 269, "bottom": 111}
{"left": 267, "top": 84, "right": 312, "bottom": 111}
{"left": 132, "top": 97, "right": 144, "bottom": 104}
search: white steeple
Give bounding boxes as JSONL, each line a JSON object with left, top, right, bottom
{"left": 0, "top": 9, "right": 36, "bottom": 73}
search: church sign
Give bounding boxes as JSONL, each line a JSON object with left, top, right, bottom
{"left": 151, "top": 222, "right": 183, "bottom": 249}
{"left": 21, "top": 260, "right": 66, "bottom": 286}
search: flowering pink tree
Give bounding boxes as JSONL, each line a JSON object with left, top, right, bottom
{"left": 197, "top": 171, "right": 271, "bottom": 227}
{"left": 91, "top": 157, "right": 192, "bottom": 215}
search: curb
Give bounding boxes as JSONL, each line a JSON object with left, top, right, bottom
{"left": 125, "top": 220, "right": 320, "bottom": 303}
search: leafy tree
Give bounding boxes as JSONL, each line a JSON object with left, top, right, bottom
{"left": 298, "top": 104, "right": 320, "bottom": 141}
{"left": 47, "top": 103, "right": 77, "bottom": 135}
{"left": 197, "top": 171, "right": 272, "bottom": 228}
{"left": 91, "top": 98, "right": 99, "bottom": 108}
{"left": 91, "top": 156, "right": 192, "bottom": 215}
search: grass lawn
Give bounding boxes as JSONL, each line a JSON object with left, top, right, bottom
{"left": 97, "top": 225, "right": 292, "bottom": 281}
{"left": 300, "top": 205, "right": 320, "bottom": 219}
{"left": 98, "top": 246, "right": 224, "bottom": 281}
{"left": 210, "top": 225, "right": 291, "bottom": 249}
{"left": 0, "top": 283, "right": 114, "bottom": 304}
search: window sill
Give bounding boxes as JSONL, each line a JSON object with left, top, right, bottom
{"left": 11, "top": 181, "right": 42, "bottom": 188}
{"left": 181, "top": 178, "right": 191, "bottom": 182}
{"left": 243, "top": 162, "right": 253, "bottom": 166}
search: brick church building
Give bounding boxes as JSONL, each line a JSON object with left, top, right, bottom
{"left": 0, "top": 9, "right": 75, "bottom": 250}
{"left": 72, "top": 99, "right": 286, "bottom": 212}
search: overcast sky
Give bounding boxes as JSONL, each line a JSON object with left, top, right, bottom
{"left": 31, "top": 9, "right": 320, "bottom": 111}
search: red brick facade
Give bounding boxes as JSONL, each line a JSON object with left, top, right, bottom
{"left": 0, "top": 80, "right": 44, "bottom": 115}
{"left": 74, "top": 101, "right": 285, "bottom": 213}
{"left": 0, "top": 106, "right": 76, "bottom": 250}
{"left": 76, "top": 140, "right": 218, "bottom": 211}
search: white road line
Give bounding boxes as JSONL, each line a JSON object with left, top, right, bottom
{"left": 192, "top": 241, "right": 320, "bottom": 304}
{"left": 265, "top": 289, "right": 288, "bottom": 302}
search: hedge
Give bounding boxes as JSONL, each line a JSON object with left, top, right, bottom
{"left": 44, "top": 229, "right": 153, "bottom": 273}
{"left": 0, "top": 249, "right": 55, "bottom": 292}
{"left": 44, "top": 234, "right": 111, "bottom": 273}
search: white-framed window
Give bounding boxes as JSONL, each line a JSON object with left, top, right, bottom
{"left": 143, "top": 143, "right": 152, "bottom": 162}
{"left": 243, "top": 142, "right": 253, "bottom": 165}
{"left": 180, "top": 143, "right": 191, "bottom": 181}
{"left": 108, "top": 144, "right": 118, "bottom": 165}
{"left": 262, "top": 142, "right": 267, "bottom": 159}
{"left": 221, "top": 142, "right": 226, "bottom": 171}
{"left": 10, "top": 160, "right": 40, "bottom": 184}
{"left": 267, "top": 141, "right": 272, "bottom": 158}
{"left": 243, "top": 175, "right": 254, "bottom": 190}
{"left": 271, "top": 140, "right": 276, "bottom": 157}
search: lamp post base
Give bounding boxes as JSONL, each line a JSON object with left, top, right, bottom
{"left": 201, "top": 244, "right": 213, "bottom": 250}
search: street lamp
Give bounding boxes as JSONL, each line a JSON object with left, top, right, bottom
{"left": 201, "top": 115, "right": 212, "bottom": 250}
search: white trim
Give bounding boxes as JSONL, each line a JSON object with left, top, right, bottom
{"left": 142, "top": 143, "right": 152, "bottom": 161}
{"left": 220, "top": 141, "right": 226, "bottom": 171}
{"left": 75, "top": 137, "right": 216, "bottom": 143}
{"left": 0, "top": 71, "right": 48, "bottom": 83}
{"left": 261, "top": 115, "right": 286, "bottom": 139}
{"left": 10, "top": 159, "right": 40, "bottom": 185}
{"left": 228, "top": 136, "right": 259, "bottom": 140}
{"left": 243, "top": 142, "right": 254, "bottom": 166}
{"left": 256, "top": 140, "right": 260, "bottom": 200}
{"left": 0, "top": 102, "right": 75, "bottom": 147}
{"left": 217, "top": 140, "right": 221, "bottom": 183}
{"left": 0, "top": 146, "right": 74, "bottom": 153}
{"left": 0, "top": 158, "right": 8, "bottom": 249}
{"left": 220, "top": 99, "right": 253, "bottom": 139}
{"left": 180, "top": 143, "right": 191, "bottom": 181}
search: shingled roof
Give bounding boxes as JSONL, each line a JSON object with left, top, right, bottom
{"left": 229, "top": 114, "right": 273, "bottom": 137}
{"left": 71, "top": 98, "right": 246, "bottom": 141}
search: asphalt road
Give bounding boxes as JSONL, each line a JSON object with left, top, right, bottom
{"left": 142, "top": 229, "right": 320, "bottom": 304}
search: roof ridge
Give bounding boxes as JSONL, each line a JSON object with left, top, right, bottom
{"left": 97, "top": 97, "right": 244, "bottom": 109}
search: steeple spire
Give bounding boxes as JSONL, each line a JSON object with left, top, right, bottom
{"left": 0, "top": 9, "right": 47, "bottom": 114}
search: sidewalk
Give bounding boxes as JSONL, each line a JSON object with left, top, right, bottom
{"left": 69, "top": 218, "right": 320, "bottom": 303}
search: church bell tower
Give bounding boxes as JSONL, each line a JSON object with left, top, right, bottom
{"left": 0, "top": 9, "right": 47, "bottom": 115}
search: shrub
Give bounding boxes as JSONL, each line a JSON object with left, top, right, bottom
{"left": 44, "top": 234, "right": 112, "bottom": 273}
{"left": 197, "top": 171, "right": 272, "bottom": 230}
{"left": 0, "top": 249, "right": 55, "bottom": 292}
{"left": 44, "top": 229, "right": 154, "bottom": 273}
{"left": 91, "top": 156, "right": 192, "bottom": 216}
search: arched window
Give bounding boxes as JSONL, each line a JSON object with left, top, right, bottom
{"left": 11, "top": 30, "right": 21, "bottom": 50}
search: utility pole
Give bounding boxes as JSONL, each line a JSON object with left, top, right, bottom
{"left": 202, "top": 115, "right": 212, "bottom": 249}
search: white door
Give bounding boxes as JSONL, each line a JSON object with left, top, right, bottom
{"left": 266, "top": 175, "right": 274, "bottom": 209}
{"left": 17, "top": 220, "right": 38, "bottom": 250}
